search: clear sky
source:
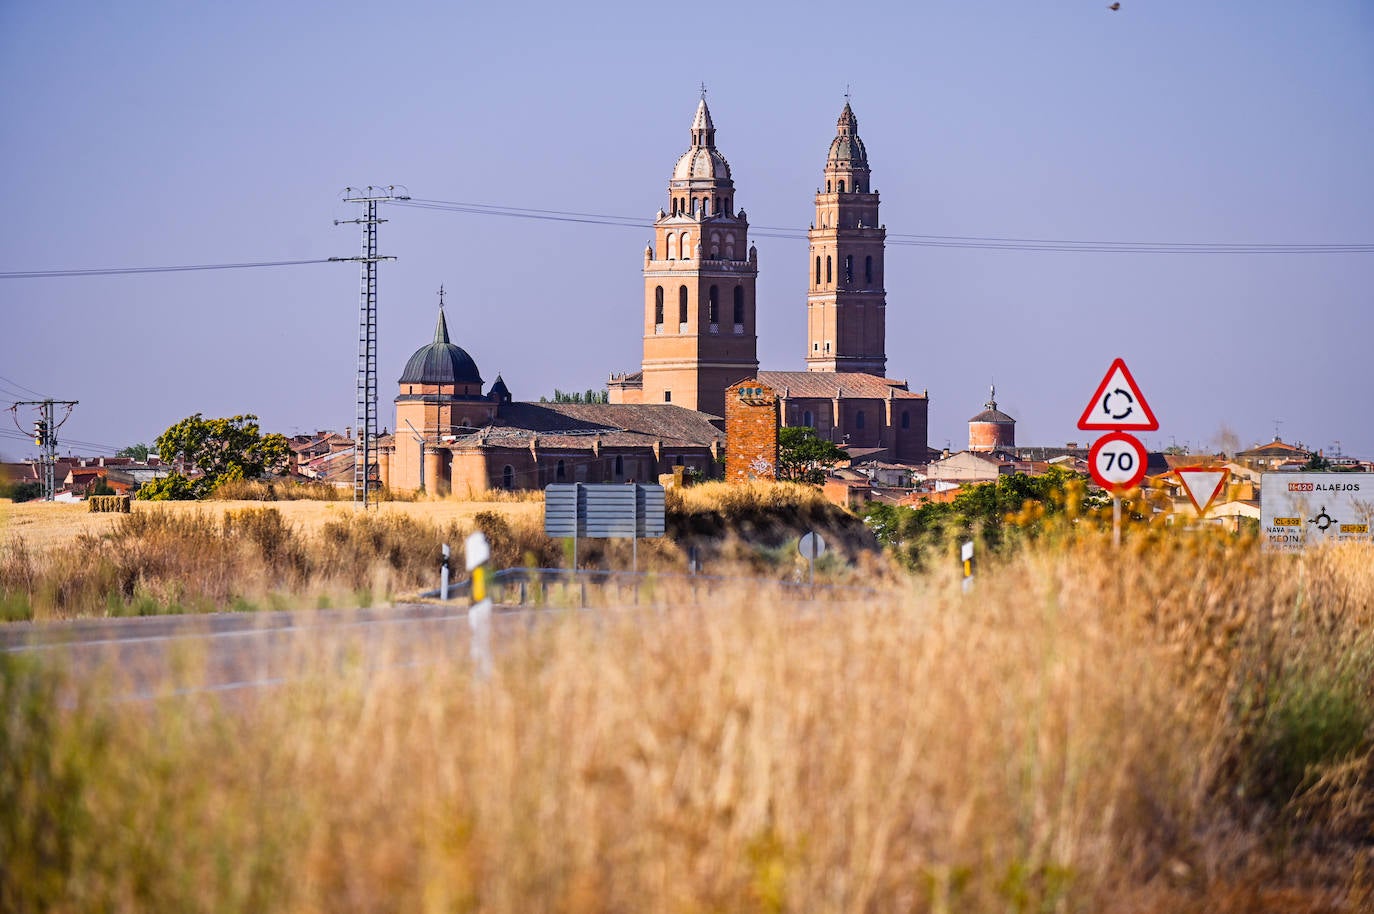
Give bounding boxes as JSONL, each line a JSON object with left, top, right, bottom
{"left": 2, "top": 0, "right": 1371, "bottom": 461}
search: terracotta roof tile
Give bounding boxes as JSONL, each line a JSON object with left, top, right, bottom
{"left": 445, "top": 403, "right": 723, "bottom": 450}
{"left": 755, "top": 371, "right": 925, "bottom": 400}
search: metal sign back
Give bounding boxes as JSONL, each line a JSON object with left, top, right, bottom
{"left": 544, "top": 483, "right": 666, "bottom": 539}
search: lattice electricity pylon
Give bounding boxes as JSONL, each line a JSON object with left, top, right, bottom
{"left": 10, "top": 399, "right": 78, "bottom": 501}
{"left": 334, "top": 185, "right": 408, "bottom": 507}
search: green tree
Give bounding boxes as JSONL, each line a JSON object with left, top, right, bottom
{"left": 115, "top": 443, "right": 151, "bottom": 461}
{"left": 776, "top": 427, "right": 849, "bottom": 484}
{"left": 139, "top": 414, "right": 289, "bottom": 500}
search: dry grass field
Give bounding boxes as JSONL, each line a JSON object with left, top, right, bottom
{"left": 2, "top": 529, "right": 1372, "bottom": 912}
{"left": 0, "top": 496, "right": 542, "bottom": 556}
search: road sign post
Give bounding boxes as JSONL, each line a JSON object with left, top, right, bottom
{"left": 1079, "top": 358, "right": 1157, "bottom": 548}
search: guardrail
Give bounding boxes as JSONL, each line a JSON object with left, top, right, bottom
{"left": 420, "top": 567, "right": 873, "bottom": 608}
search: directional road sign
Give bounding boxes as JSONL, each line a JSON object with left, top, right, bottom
{"left": 1089, "top": 431, "right": 1148, "bottom": 491}
{"left": 1077, "top": 358, "right": 1159, "bottom": 431}
{"left": 1174, "top": 467, "right": 1230, "bottom": 517}
{"left": 1260, "top": 472, "right": 1374, "bottom": 551}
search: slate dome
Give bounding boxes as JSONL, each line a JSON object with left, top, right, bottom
{"left": 399, "top": 307, "right": 483, "bottom": 386}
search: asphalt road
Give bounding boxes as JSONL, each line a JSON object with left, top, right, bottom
{"left": 1, "top": 603, "right": 509, "bottom": 702}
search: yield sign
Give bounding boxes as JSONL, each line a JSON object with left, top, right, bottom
{"left": 1174, "top": 466, "right": 1230, "bottom": 517}
{"left": 1077, "top": 357, "right": 1159, "bottom": 431}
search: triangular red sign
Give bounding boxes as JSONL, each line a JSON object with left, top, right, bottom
{"left": 1077, "top": 358, "right": 1159, "bottom": 431}
{"left": 1174, "top": 466, "right": 1230, "bottom": 517}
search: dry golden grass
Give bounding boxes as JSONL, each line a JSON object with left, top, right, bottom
{"left": 2, "top": 532, "right": 1372, "bottom": 912}
{"left": 0, "top": 497, "right": 541, "bottom": 557}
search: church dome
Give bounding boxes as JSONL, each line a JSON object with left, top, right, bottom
{"left": 399, "top": 306, "right": 483, "bottom": 386}
{"left": 672, "top": 97, "right": 733, "bottom": 183}
{"left": 826, "top": 102, "right": 870, "bottom": 171}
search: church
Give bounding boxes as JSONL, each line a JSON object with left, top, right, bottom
{"left": 377, "top": 96, "right": 930, "bottom": 495}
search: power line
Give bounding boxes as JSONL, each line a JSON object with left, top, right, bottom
{"left": 0, "top": 258, "right": 336, "bottom": 280}
{"left": 0, "top": 374, "right": 46, "bottom": 398}
{"left": 392, "top": 196, "right": 1374, "bottom": 255}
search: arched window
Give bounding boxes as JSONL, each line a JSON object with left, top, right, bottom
{"left": 654, "top": 286, "right": 664, "bottom": 324}
{"left": 803, "top": 410, "right": 813, "bottom": 427}
{"left": 615, "top": 454, "right": 623, "bottom": 475}
{"left": 679, "top": 286, "right": 689, "bottom": 324}
{"left": 815, "top": 256, "right": 821, "bottom": 285}
{"left": 667, "top": 234, "right": 677, "bottom": 260}
{"left": 865, "top": 256, "right": 873, "bottom": 286}
{"left": 826, "top": 256, "right": 832, "bottom": 284}
{"left": 856, "top": 410, "right": 866, "bottom": 430}
{"left": 733, "top": 286, "right": 744, "bottom": 325}
{"left": 725, "top": 233, "right": 735, "bottom": 259}
{"left": 709, "top": 232, "right": 720, "bottom": 259}
{"left": 502, "top": 465, "right": 514, "bottom": 489}
{"left": 901, "top": 411, "right": 910, "bottom": 429}
{"left": 844, "top": 255, "right": 853, "bottom": 284}
{"left": 839, "top": 180, "right": 846, "bottom": 193}
{"left": 556, "top": 459, "right": 566, "bottom": 482}
{"left": 708, "top": 286, "right": 718, "bottom": 323}
{"left": 826, "top": 180, "right": 831, "bottom": 192}
{"left": 691, "top": 198, "right": 697, "bottom": 216}
{"left": 680, "top": 232, "right": 690, "bottom": 259}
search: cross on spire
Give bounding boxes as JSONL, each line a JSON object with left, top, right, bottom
{"left": 438, "top": 284, "right": 445, "bottom": 310}
{"left": 844, "top": 84, "right": 851, "bottom": 104}
{"left": 699, "top": 81, "right": 707, "bottom": 100}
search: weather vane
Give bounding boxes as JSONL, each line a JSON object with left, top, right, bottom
{"left": 700, "top": 82, "right": 707, "bottom": 100}
{"left": 438, "top": 284, "right": 445, "bottom": 310}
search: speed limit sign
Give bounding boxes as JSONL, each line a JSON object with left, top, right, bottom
{"left": 1089, "top": 431, "right": 1148, "bottom": 491}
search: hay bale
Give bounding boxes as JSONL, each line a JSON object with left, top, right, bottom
{"left": 88, "top": 495, "right": 131, "bottom": 513}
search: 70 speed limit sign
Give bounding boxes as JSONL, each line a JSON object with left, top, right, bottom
{"left": 1088, "top": 431, "right": 1148, "bottom": 491}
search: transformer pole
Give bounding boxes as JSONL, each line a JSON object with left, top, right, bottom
{"left": 11, "top": 399, "right": 78, "bottom": 501}
{"left": 334, "top": 185, "right": 408, "bottom": 508}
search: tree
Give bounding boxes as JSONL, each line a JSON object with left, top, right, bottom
{"left": 776, "top": 426, "right": 848, "bottom": 484}
{"left": 116, "top": 443, "right": 151, "bottom": 461}
{"left": 139, "top": 414, "right": 289, "bottom": 500}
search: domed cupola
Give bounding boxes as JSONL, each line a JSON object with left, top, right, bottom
{"left": 671, "top": 97, "right": 734, "bottom": 188}
{"left": 399, "top": 297, "right": 483, "bottom": 389}
{"left": 969, "top": 385, "right": 1016, "bottom": 452}
{"left": 825, "top": 101, "right": 871, "bottom": 192}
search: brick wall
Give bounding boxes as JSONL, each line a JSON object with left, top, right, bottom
{"left": 725, "top": 380, "right": 779, "bottom": 482}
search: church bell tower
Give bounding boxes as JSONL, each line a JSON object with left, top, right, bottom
{"left": 806, "top": 101, "right": 887, "bottom": 375}
{"left": 631, "top": 94, "right": 759, "bottom": 417}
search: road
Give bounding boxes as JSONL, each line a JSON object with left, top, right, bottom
{"left": 1, "top": 603, "right": 509, "bottom": 702}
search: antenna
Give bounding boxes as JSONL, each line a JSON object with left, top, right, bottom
{"left": 334, "top": 185, "right": 410, "bottom": 508}
{"left": 1271, "top": 418, "right": 1284, "bottom": 442}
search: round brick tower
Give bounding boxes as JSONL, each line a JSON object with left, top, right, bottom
{"left": 969, "top": 385, "right": 1015, "bottom": 452}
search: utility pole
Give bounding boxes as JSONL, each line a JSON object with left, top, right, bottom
{"left": 333, "top": 185, "right": 409, "bottom": 508}
{"left": 10, "top": 399, "right": 79, "bottom": 501}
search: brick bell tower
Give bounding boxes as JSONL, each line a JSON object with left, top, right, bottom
{"left": 634, "top": 93, "right": 759, "bottom": 417}
{"left": 806, "top": 100, "right": 887, "bottom": 375}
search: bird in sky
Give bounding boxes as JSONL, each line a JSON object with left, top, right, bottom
{"left": 1108, "top": 2, "right": 1121, "bottom": 9}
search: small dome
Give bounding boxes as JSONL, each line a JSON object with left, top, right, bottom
{"left": 969, "top": 385, "right": 1014, "bottom": 424}
{"left": 827, "top": 103, "right": 870, "bottom": 171}
{"left": 672, "top": 97, "right": 733, "bottom": 183}
{"left": 673, "top": 146, "right": 732, "bottom": 182}
{"left": 399, "top": 307, "right": 483, "bottom": 386}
